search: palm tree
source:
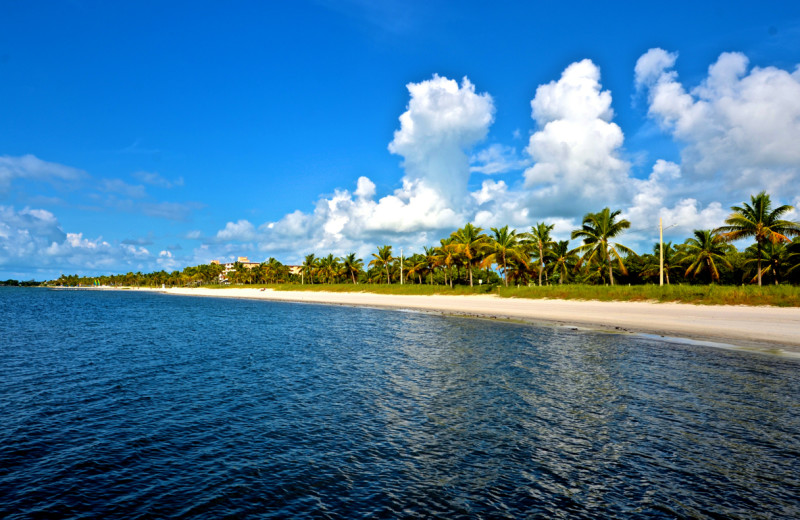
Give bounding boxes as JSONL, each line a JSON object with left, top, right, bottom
{"left": 423, "top": 246, "right": 439, "bottom": 284}
{"left": 406, "top": 254, "right": 427, "bottom": 284}
{"left": 789, "top": 238, "right": 800, "bottom": 276}
{"left": 716, "top": 192, "right": 800, "bottom": 286}
{"left": 526, "top": 221, "right": 556, "bottom": 286}
{"left": 317, "top": 254, "right": 339, "bottom": 283}
{"left": 302, "top": 254, "right": 318, "bottom": 284}
{"left": 571, "top": 208, "right": 634, "bottom": 286}
{"left": 548, "top": 240, "right": 579, "bottom": 284}
{"left": 342, "top": 253, "right": 363, "bottom": 284}
{"left": 369, "top": 245, "right": 393, "bottom": 284}
{"left": 435, "top": 238, "right": 460, "bottom": 288}
{"left": 675, "top": 230, "right": 733, "bottom": 283}
{"left": 451, "top": 223, "right": 489, "bottom": 287}
{"left": 743, "top": 241, "right": 791, "bottom": 285}
{"left": 484, "top": 226, "right": 526, "bottom": 287}
{"left": 641, "top": 242, "right": 680, "bottom": 285}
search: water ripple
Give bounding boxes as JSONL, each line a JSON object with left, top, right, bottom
{"left": 1, "top": 288, "right": 799, "bottom": 519}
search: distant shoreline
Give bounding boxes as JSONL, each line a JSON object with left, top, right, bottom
{"left": 93, "top": 286, "right": 800, "bottom": 356}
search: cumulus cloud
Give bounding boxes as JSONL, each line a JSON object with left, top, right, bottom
{"left": 0, "top": 154, "right": 86, "bottom": 192}
{"left": 203, "top": 54, "right": 800, "bottom": 265}
{"left": 388, "top": 74, "right": 494, "bottom": 205}
{"left": 209, "top": 74, "right": 495, "bottom": 260}
{"left": 216, "top": 220, "right": 257, "bottom": 242}
{"left": 0, "top": 205, "right": 160, "bottom": 277}
{"left": 624, "top": 160, "right": 728, "bottom": 237}
{"left": 635, "top": 48, "right": 800, "bottom": 196}
{"left": 523, "top": 59, "right": 630, "bottom": 216}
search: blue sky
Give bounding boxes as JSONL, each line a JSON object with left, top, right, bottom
{"left": 2, "top": 1, "right": 799, "bottom": 279}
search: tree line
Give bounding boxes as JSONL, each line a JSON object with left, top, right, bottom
{"left": 50, "top": 192, "right": 800, "bottom": 288}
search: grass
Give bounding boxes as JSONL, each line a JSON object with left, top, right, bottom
{"left": 202, "top": 282, "right": 800, "bottom": 307}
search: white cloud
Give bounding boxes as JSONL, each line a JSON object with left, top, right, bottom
{"left": 523, "top": 59, "right": 630, "bottom": 216}
{"left": 388, "top": 74, "right": 494, "bottom": 206}
{"left": 470, "top": 144, "right": 530, "bottom": 174}
{"left": 354, "top": 176, "right": 376, "bottom": 199}
{"left": 0, "top": 205, "right": 160, "bottom": 277}
{"left": 101, "top": 178, "right": 147, "bottom": 198}
{"left": 0, "top": 154, "right": 86, "bottom": 191}
{"left": 636, "top": 48, "right": 800, "bottom": 196}
{"left": 206, "top": 74, "right": 495, "bottom": 261}
{"left": 156, "top": 249, "right": 180, "bottom": 271}
{"left": 216, "top": 220, "right": 257, "bottom": 241}
{"left": 196, "top": 56, "right": 800, "bottom": 266}
{"left": 624, "top": 160, "right": 728, "bottom": 238}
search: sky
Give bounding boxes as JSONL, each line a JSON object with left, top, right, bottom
{"left": 1, "top": 1, "right": 800, "bottom": 280}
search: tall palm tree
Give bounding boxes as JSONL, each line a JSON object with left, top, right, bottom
{"left": 571, "top": 208, "right": 634, "bottom": 286}
{"left": 423, "top": 246, "right": 439, "bottom": 285}
{"left": 317, "top": 254, "right": 339, "bottom": 283}
{"left": 342, "top": 253, "right": 363, "bottom": 284}
{"left": 451, "top": 223, "right": 489, "bottom": 287}
{"left": 526, "top": 221, "right": 556, "bottom": 287}
{"left": 675, "top": 229, "right": 733, "bottom": 283}
{"left": 548, "top": 240, "right": 579, "bottom": 285}
{"left": 716, "top": 191, "right": 800, "bottom": 286}
{"left": 369, "top": 245, "right": 393, "bottom": 284}
{"left": 302, "top": 254, "right": 318, "bottom": 284}
{"left": 406, "top": 254, "right": 427, "bottom": 284}
{"left": 435, "top": 238, "right": 460, "bottom": 288}
{"left": 484, "top": 226, "right": 526, "bottom": 287}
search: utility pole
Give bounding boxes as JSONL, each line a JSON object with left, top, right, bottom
{"left": 659, "top": 218, "right": 664, "bottom": 287}
{"left": 400, "top": 248, "right": 404, "bottom": 285}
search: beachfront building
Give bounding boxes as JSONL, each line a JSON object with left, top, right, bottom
{"left": 210, "top": 256, "right": 264, "bottom": 283}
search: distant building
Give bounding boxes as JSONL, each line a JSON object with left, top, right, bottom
{"left": 218, "top": 256, "right": 261, "bottom": 276}
{"left": 236, "top": 256, "right": 261, "bottom": 269}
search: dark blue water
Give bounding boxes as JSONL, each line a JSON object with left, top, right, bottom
{"left": 1, "top": 288, "right": 799, "bottom": 519}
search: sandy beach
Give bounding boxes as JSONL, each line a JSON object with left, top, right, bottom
{"left": 145, "top": 287, "right": 800, "bottom": 355}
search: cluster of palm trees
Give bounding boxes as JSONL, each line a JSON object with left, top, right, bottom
{"left": 295, "top": 192, "right": 800, "bottom": 288}
{"left": 50, "top": 192, "right": 800, "bottom": 288}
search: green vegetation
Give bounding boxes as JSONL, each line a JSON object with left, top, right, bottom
{"left": 1, "top": 279, "right": 42, "bottom": 287}
{"left": 45, "top": 192, "right": 800, "bottom": 306}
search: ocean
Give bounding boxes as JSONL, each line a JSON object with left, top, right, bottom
{"left": 1, "top": 287, "right": 799, "bottom": 518}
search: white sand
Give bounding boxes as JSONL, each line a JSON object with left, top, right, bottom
{"left": 150, "top": 287, "right": 800, "bottom": 355}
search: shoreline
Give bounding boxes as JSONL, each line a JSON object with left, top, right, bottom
{"left": 125, "top": 287, "right": 800, "bottom": 356}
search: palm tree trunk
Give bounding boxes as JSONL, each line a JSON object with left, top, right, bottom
{"left": 538, "top": 245, "right": 543, "bottom": 287}
{"left": 502, "top": 252, "right": 508, "bottom": 287}
{"left": 757, "top": 242, "right": 762, "bottom": 286}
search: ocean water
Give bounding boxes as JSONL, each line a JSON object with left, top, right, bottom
{"left": 1, "top": 287, "right": 799, "bottom": 519}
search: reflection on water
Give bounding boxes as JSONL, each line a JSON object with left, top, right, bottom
{"left": 1, "top": 287, "right": 799, "bottom": 519}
